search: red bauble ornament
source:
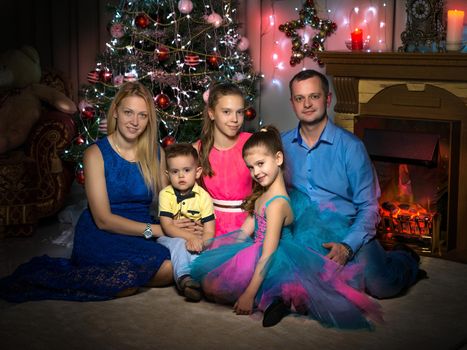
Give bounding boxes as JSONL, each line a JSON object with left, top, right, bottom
{"left": 99, "top": 70, "right": 113, "bottom": 84}
{"left": 207, "top": 53, "right": 221, "bottom": 68}
{"left": 87, "top": 70, "right": 100, "bottom": 84}
{"left": 154, "top": 94, "right": 170, "bottom": 110}
{"left": 75, "top": 168, "right": 85, "bottom": 185}
{"left": 244, "top": 107, "right": 256, "bottom": 121}
{"left": 184, "top": 54, "right": 200, "bottom": 67}
{"left": 155, "top": 45, "right": 170, "bottom": 62}
{"left": 81, "top": 106, "right": 96, "bottom": 119}
{"left": 75, "top": 135, "right": 85, "bottom": 145}
{"left": 161, "top": 135, "right": 176, "bottom": 148}
{"left": 135, "top": 13, "right": 150, "bottom": 29}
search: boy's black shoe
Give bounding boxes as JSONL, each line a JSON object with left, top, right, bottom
{"left": 178, "top": 275, "right": 202, "bottom": 302}
{"left": 262, "top": 299, "right": 290, "bottom": 327}
{"left": 392, "top": 243, "right": 420, "bottom": 264}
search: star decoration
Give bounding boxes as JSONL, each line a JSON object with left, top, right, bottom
{"left": 279, "top": 0, "right": 337, "bottom": 67}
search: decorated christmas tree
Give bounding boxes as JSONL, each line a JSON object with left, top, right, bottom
{"left": 63, "top": 0, "right": 260, "bottom": 184}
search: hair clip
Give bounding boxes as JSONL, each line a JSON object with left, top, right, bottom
{"left": 260, "top": 128, "right": 268, "bottom": 132}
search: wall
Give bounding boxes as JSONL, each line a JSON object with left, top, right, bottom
{"left": 0, "top": 0, "right": 465, "bottom": 112}
{"left": 246, "top": 0, "right": 467, "bottom": 132}
{"left": 0, "top": 0, "right": 118, "bottom": 101}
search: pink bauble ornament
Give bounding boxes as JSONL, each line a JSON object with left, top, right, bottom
{"left": 202, "top": 89, "right": 210, "bottom": 103}
{"left": 205, "top": 12, "right": 222, "bottom": 28}
{"left": 178, "top": 0, "right": 193, "bottom": 14}
{"left": 233, "top": 72, "right": 245, "bottom": 82}
{"left": 110, "top": 23, "right": 124, "bottom": 38}
{"left": 113, "top": 74, "right": 124, "bottom": 86}
{"left": 124, "top": 72, "right": 138, "bottom": 82}
{"left": 78, "top": 100, "right": 92, "bottom": 112}
{"left": 237, "top": 36, "right": 250, "bottom": 51}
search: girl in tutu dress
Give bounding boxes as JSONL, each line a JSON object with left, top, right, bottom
{"left": 195, "top": 82, "right": 252, "bottom": 237}
{"left": 191, "top": 126, "right": 383, "bottom": 329}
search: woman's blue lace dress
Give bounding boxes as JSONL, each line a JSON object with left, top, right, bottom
{"left": 0, "top": 137, "right": 170, "bottom": 302}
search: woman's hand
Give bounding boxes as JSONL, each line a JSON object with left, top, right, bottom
{"left": 185, "top": 237, "right": 204, "bottom": 253}
{"left": 173, "top": 218, "right": 203, "bottom": 237}
{"left": 233, "top": 292, "right": 255, "bottom": 315}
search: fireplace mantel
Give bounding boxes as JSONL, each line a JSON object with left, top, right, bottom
{"left": 319, "top": 51, "right": 467, "bottom": 82}
{"left": 319, "top": 52, "right": 467, "bottom": 115}
{"left": 319, "top": 51, "right": 467, "bottom": 259}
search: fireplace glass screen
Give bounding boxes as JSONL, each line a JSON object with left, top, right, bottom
{"left": 355, "top": 115, "right": 457, "bottom": 255}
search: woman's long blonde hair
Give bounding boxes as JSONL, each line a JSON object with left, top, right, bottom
{"left": 107, "top": 82, "right": 161, "bottom": 193}
{"left": 241, "top": 125, "right": 285, "bottom": 214}
{"left": 199, "top": 82, "right": 245, "bottom": 177}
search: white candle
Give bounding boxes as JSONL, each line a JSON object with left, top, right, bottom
{"left": 446, "top": 10, "right": 465, "bottom": 50}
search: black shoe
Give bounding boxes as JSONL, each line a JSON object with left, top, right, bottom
{"left": 262, "top": 299, "right": 290, "bottom": 327}
{"left": 178, "top": 275, "right": 202, "bottom": 302}
{"left": 417, "top": 269, "right": 428, "bottom": 281}
{"left": 392, "top": 243, "right": 420, "bottom": 264}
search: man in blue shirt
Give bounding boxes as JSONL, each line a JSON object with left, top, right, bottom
{"left": 281, "top": 69, "right": 422, "bottom": 299}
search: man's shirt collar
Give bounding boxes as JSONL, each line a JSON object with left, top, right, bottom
{"left": 293, "top": 118, "right": 336, "bottom": 147}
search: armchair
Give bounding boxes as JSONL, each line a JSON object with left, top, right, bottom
{"left": 0, "top": 71, "right": 77, "bottom": 238}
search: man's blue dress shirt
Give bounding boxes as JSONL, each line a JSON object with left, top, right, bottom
{"left": 281, "top": 119, "right": 381, "bottom": 254}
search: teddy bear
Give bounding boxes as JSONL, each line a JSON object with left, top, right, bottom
{"left": 0, "top": 45, "right": 77, "bottom": 154}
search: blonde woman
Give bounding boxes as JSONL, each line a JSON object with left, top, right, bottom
{"left": 0, "top": 82, "right": 173, "bottom": 302}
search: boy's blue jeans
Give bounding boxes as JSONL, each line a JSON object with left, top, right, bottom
{"left": 157, "top": 236, "right": 198, "bottom": 288}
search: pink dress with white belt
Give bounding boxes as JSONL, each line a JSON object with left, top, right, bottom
{"left": 201, "top": 132, "right": 252, "bottom": 237}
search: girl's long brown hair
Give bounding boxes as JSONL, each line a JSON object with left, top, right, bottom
{"left": 107, "top": 82, "right": 161, "bottom": 194}
{"left": 241, "top": 125, "right": 285, "bottom": 214}
{"left": 198, "top": 82, "right": 245, "bottom": 177}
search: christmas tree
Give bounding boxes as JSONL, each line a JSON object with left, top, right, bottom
{"left": 63, "top": 0, "right": 260, "bottom": 184}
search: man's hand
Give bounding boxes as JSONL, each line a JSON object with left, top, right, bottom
{"left": 322, "top": 242, "right": 350, "bottom": 265}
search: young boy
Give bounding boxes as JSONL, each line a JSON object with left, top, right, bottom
{"left": 158, "top": 143, "right": 215, "bottom": 301}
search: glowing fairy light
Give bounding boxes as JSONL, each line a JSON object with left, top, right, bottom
{"left": 272, "top": 78, "right": 281, "bottom": 87}
{"left": 367, "top": 7, "right": 377, "bottom": 16}
{"left": 269, "top": 15, "right": 275, "bottom": 26}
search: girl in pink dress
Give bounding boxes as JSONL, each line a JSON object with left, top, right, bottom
{"left": 195, "top": 83, "right": 252, "bottom": 237}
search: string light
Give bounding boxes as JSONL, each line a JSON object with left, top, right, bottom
{"left": 64, "top": 0, "right": 260, "bottom": 166}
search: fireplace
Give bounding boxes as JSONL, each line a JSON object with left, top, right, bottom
{"left": 354, "top": 114, "right": 458, "bottom": 255}
{"left": 319, "top": 52, "right": 467, "bottom": 260}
